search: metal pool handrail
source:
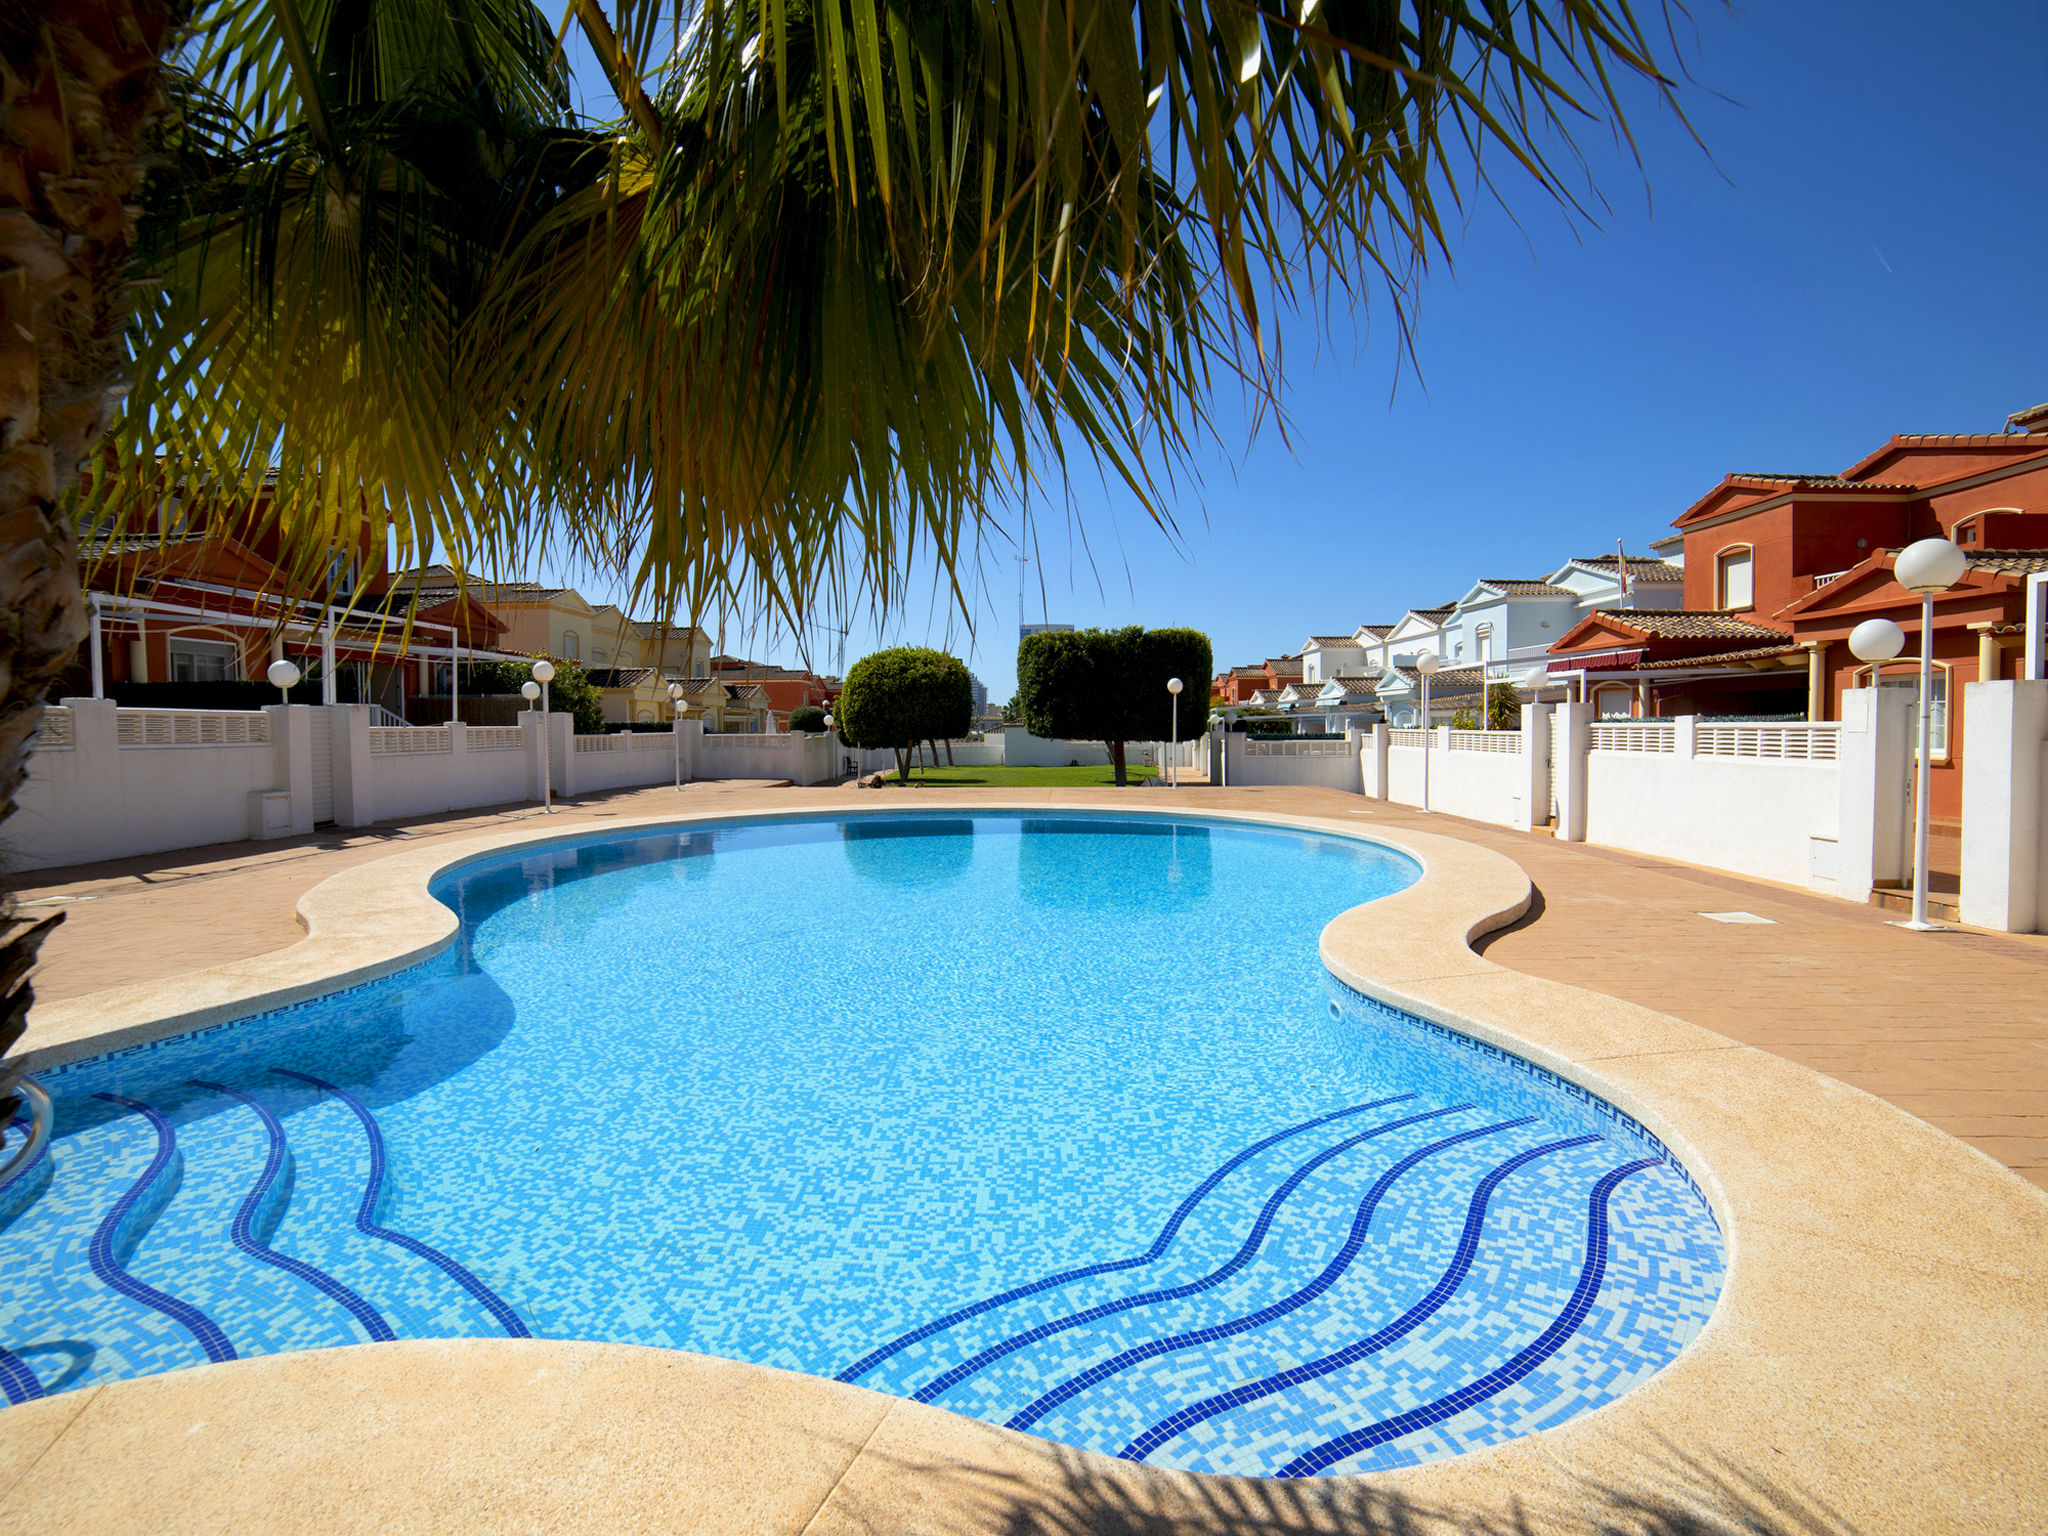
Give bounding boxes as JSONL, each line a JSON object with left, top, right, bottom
{"left": 0, "top": 1078, "right": 52, "bottom": 1189}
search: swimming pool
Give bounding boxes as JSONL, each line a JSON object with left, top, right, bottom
{"left": 0, "top": 811, "right": 1722, "bottom": 1477}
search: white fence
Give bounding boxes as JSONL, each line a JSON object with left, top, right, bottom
{"left": 10, "top": 701, "right": 845, "bottom": 872}
{"left": 1221, "top": 731, "right": 1362, "bottom": 792}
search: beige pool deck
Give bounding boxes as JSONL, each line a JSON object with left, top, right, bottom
{"left": 3, "top": 781, "right": 2045, "bottom": 1535}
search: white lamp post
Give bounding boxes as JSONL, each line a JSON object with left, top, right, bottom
{"left": 1166, "top": 677, "right": 1183, "bottom": 790}
{"left": 1880, "top": 538, "right": 1968, "bottom": 930}
{"left": 528, "top": 658, "right": 556, "bottom": 813}
{"left": 266, "top": 658, "right": 301, "bottom": 705}
{"left": 1414, "top": 653, "right": 1440, "bottom": 813}
{"left": 668, "top": 682, "right": 687, "bottom": 790}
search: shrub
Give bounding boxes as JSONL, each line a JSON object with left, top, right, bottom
{"left": 836, "top": 647, "right": 973, "bottom": 779}
{"left": 1449, "top": 707, "right": 1478, "bottom": 730}
{"left": 1015, "top": 625, "right": 1213, "bottom": 786}
{"left": 466, "top": 656, "right": 606, "bottom": 735}
{"left": 788, "top": 704, "right": 829, "bottom": 734}
{"left": 1485, "top": 682, "right": 1521, "bottom": 731}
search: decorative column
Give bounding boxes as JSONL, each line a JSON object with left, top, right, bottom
{"left": 1805, "top": 642, "right": 1827, "bottom": 721}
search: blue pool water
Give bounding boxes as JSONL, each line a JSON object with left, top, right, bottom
{"left": 0, "top": 812, "right": 1722, "bottom": 1476}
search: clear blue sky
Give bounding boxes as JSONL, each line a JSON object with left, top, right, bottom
{"left": 546, "top": 1, "right": 2048, "bottom": 701}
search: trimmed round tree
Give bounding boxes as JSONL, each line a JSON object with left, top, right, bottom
{"left": 835, "top": 648, "right": 973, "bottom": 780}
{"left": 788, "top": 704, "right": 829, "bottom": 734}
{"left": 1016, "top": 625, "right": 1213, "bottom": 786}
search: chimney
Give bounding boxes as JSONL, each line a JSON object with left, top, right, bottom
{"left": 2006, "top": 400, "right": 2048, "bottom": 435}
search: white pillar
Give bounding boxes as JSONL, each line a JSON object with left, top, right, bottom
{"left": 263, "top": 703, "right": 315, "bottom": 836}
{"left": 1361, "top": 721, "right": 1389, "bottom": 800}
{"left": 1959, "top": 680, "right": 2048, "bottom": 933}
{"left": 321, "top": 616, "right": 337, "bottom": 705}
{"left": 1553, "top": 700, "right": 1592, "bottom": 843}
{"left": 1514, "top": 704, "right": 1551, "bottom": 832}
{"left": 1835, "top": 686, "right": 1912, "bottom": 904}
{"left": 328, "top": 703, "right": 375, "bottom": 827}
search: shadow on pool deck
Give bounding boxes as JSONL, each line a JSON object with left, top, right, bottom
{"left": 838, "top": 1438, "right": 1863, "bottom": 1536}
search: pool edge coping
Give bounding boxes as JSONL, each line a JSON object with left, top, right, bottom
{"left": 7, "top": 796, "right": 2046, "bottom": 1534}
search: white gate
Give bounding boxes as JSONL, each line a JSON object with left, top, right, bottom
{"left": 309, "top": 709, "right": 335, "bottom": 823}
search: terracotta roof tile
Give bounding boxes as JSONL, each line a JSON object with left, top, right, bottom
{"left": 1568, "top": 555, "right": 1684, "bottom": 580}
{"left": 1479, "top": 580, "right": 1576, "bottom": 597}
{"left": 1964, "top": 549, "right": 2048, "bottom": 575}
{"left": 1593, "top": 610, "right": 1789, "bottom": 642}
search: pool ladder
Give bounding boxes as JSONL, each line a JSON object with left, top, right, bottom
{"left": 0, "top": 1078, "right": 52, "bottom": 1188}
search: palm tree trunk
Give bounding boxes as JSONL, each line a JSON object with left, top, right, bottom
{"left": 0, "top": 0, "right": 173, "bottom": 1126}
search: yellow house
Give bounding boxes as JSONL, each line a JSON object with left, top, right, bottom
{"left": 670, "top": 677, "right": 771, "bottom": 733}
{"left": 382, "top": 570, "right": 711, "bottom": 678}
{"left": 586, "top": 666, "right": 674, "bottom": 725}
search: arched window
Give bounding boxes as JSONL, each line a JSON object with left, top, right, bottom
{"left": 1716, "top": 546, "right": 1754, "bottom": 610}
{"left": 561, "top": 630, "right": 580, "bottom": 659}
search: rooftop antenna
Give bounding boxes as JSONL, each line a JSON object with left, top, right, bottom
{"left": 1016, "top": 551, "right": 1028, "bottom": 637}
{"left": 1616, "top": 538, "right": 1632, "bottom": 607}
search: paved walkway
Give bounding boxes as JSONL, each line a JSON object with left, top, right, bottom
{"left": 13, "top": 779, "right": 2045, "bottom": 1189}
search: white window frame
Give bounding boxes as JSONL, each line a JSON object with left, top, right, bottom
{"left": 167, "top": 636, "right": 241, "bottom": 683}
{"left": 1594, "top": 684, "right": 1634, "bottom": 719}
{"left": 561, "top": 630, "right": 580, "bottom": 659}
{"left": 1717, "top": 545, "right": 1755, "bottom": 611}
{"left": 1853, "top": 661, "right": 1951, "bottom": 761}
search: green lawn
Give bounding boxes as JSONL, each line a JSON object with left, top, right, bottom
{"left": 868, "top": 763, "right": 1158, "bottom": 787}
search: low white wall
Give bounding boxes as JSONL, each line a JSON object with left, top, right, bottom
{"left": 564, "top": 731, "right": 684, "bottom": 795}
{"left": 1420, "top": 745, "right": 1526, "bottom": 825}
{"left": 369, "top": 724, "right": 533, "bottom": 819}
{"left": 1584, "top": 750, "right": 1837, "bottom": 887}
{"left": 1003, "top": 728, "right": 1112, "bottom": 767}
{"left": 696, "top": 730, "right": 841, "bottom": 786}
{"left": 1221, "top": 735, "right": 1363, "bottom": 793}
{"left": 9, "top": 699, "right": 287, "bottom": 870}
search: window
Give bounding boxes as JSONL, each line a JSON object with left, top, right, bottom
{"left": 1595, "top": 685, "right": 1634, "bottom": 719}
{"left": 1954, "top": 518, "right": 1980, "bottom": 546}
{"left": 561, "top": 630, "right": 580, "bottom": 659}
{"left": 620, "top": 650, "right": 637, "bottom": 667}
{"left": 1854, "top": 662, "right": 1950, "bottom": 758}
{"left": 168, "top": 638, "right": 239, "bottom": 683}
{"left": 591, "top": 647, "right": 609, "bottom": 660}
{"left": 1717, "top": 547, "right": 1754, "bottom": 610}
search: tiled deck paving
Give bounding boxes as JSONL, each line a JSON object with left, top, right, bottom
{"left": 14, "top": 779, "right": 2044, "bottom": 1191}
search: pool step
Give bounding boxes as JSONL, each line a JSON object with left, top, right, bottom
{"left": 0, "top": 1077, "right": 526, "bottom": 1402}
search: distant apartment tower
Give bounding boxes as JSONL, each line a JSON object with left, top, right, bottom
{"left": 968, "top": 670, "right": 989, "bottom": 716}
{"left": 1020, "top": 623, "right": 1075, "bottom": 638}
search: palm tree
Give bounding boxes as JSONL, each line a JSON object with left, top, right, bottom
{"left": 0, "top": 0, "right": 1686, "bottom": 1126}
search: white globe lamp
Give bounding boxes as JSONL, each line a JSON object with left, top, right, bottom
{"left": 266, "top": 659, "right": 301, "bottom": 703}
{"left": 520, "top": 680, "right": 540, "bottom": 701}
{"left": 1848, "top": 618, "right": 1905, "bottom": 663}
{"left": 1894, "top": 538, "right": 1968, "bottom": 596}
{"left": 531, "top": 659, "right": 556, "bottom": 684}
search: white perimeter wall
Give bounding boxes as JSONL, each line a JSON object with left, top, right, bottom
{"left": 11, "top": 700, "right": 287, "bottom": 870}
{"left": 1223, "top": 736, "right": 1362, "bottom": 792}
{"left": 1385, "top": 744, "right": 1526, "bottom": 825}
{"left": 1583, "top": 751, "right": 1836, "bottom": 887}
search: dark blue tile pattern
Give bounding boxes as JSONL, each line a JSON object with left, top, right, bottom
{"left": 87, "top": 1096, "right": 238, "bottom": 1365}
{"left": 1001, "top": 1118, "right": 1544, "bottom": 1432}
{"left": 838, "top": 1093, "right": 1419, "bottom": 1386}
{"left": 187, "top": 1080, "right": 396, "bottom": 1344}
{"left": 910, "top": 1105, "right": 1479, "bottom": 1406}
{"left": 270, "top": 1072, "right": 529, "bottom": 1339}
{"left": 1116, "top": 1134, "right": 1599, "bottom": 1460}
{"left": 1273, "top": 1158, "right": 1659, "bottom": 1477}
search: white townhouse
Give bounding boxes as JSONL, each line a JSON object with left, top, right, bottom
{"left": 1544, "top": 554, "right": 1685, "bottom": 614}
{"left": 1374, "top": 663, "right": 1487, "bottom": 728}
{"left": 1297, "top": 634, "right": 1370, "bottom": 684}
{"left": 1377, "top": 605, "right": 1458, "bottom": 668}
{"left": 1444, "top": 578, "right": 1584, "bottom": 684}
